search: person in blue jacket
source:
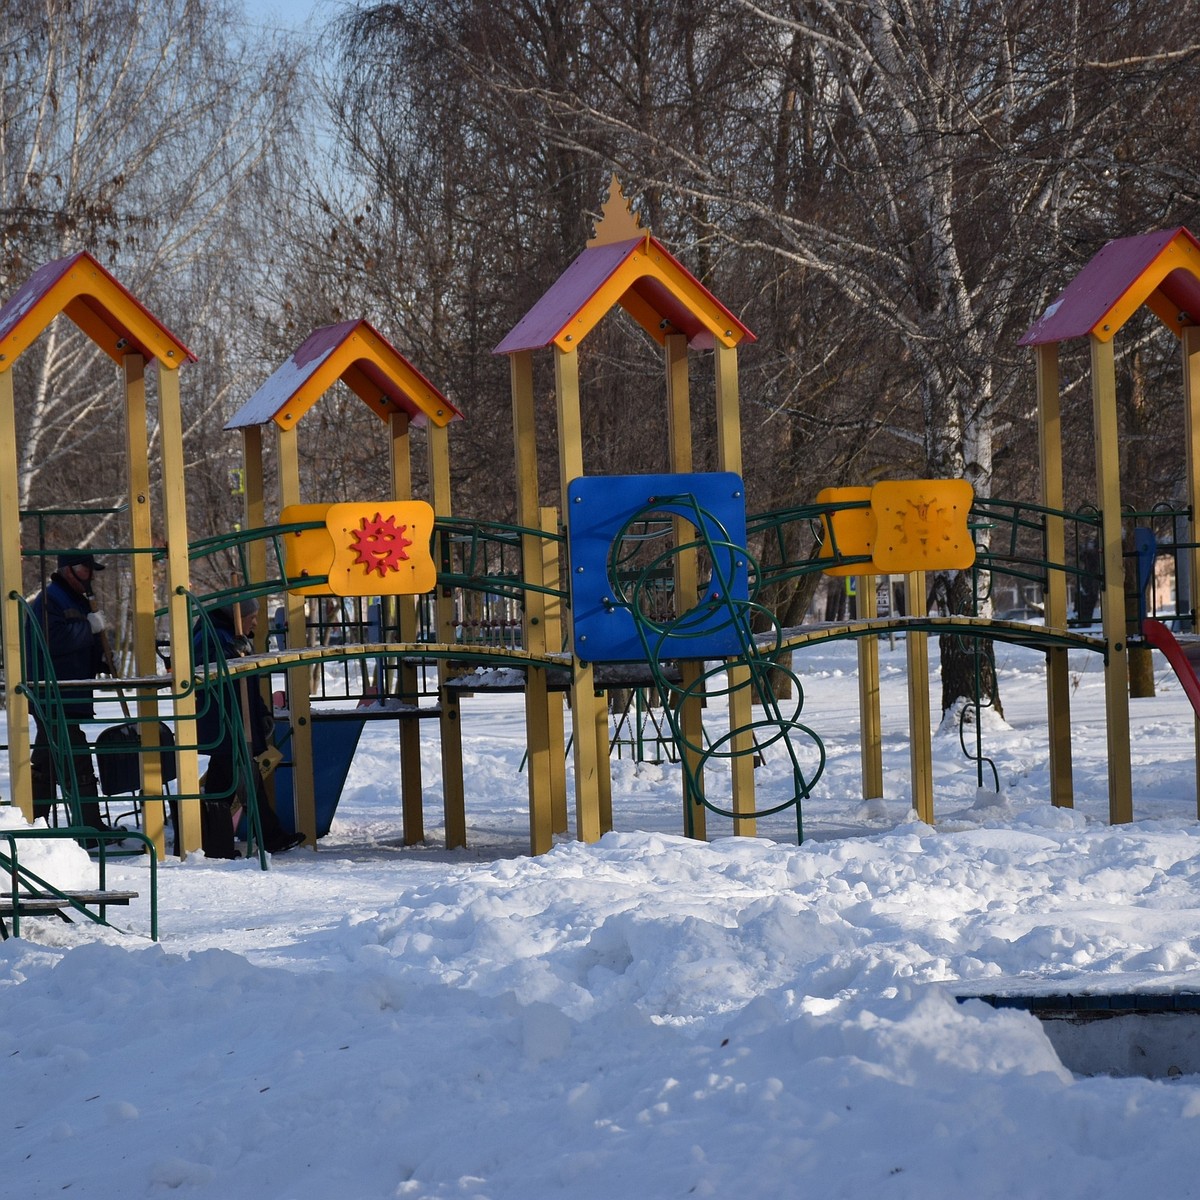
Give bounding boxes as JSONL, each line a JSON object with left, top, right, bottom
{"left": 191, "top": 597, "right": 304, "bottom": 858}
{"left": 27, "top": 551, "right": 113, "bottom": 834}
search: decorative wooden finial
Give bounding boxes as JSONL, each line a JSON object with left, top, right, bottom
{"left": 588, "top": 174, "right": 645, "bottom": 246}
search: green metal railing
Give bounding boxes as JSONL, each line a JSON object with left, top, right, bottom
{"left": 1, "top": 827, "right": 157, "bottom": 940}
{"left": 13, "top": 587, "right": 270, "bottom": 873}
{"left": 615, "top": 492, "right": 825, "bottom": 842}
{"left": 14, "top": 494, "right": 1200, "bottom": 876}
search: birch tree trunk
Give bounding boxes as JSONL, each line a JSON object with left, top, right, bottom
{"left": 0, "top": 0, "right": 306, "bottom": 565}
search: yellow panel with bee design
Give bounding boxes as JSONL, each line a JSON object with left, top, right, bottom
{"left": 869, "top": 480, "right": 975, "bottom": 572}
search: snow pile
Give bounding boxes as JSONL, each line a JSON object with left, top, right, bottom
{"left": 4, "top": 640, "right": 1200, "bottom": 1197}
{"left": 0, "top": 805, "right": 97, "bottom": 893}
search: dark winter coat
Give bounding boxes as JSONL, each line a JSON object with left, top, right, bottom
{"left": 193, "top": 611, "right": 270, "bottom": 757}
{"left": 27, "top": 575, "right": 104, "bottom": 718}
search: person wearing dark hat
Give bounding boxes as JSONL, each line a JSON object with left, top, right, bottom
{"left": 26, "top": 551, "right": 114, "bottom": 836}
{"left": 190, "top": 597, "right": 304, "bottom": 858}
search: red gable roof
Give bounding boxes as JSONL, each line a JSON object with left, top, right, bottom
{"left": 0, "top": 251, "right": 194, "bottom": 369}
{"left": 226, "top": 319, "right": 462, "bottom": 431}
{"left": 1020, "top": 227, "right": 1200, "bottom": 346}
{"left": 494, "top": 235, "right": 753, "bottom": 355}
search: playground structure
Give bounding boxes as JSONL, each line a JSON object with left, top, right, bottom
{"left": 1019, "top": 225, "right": 1200, "bottom": 822}
{"left": 3, "top": 185, "right": 1200, "bottom": 885}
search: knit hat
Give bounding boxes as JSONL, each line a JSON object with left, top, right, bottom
{"left": 217, "top": 597, "right": 259, "bottom": 622}
{"left": 57, "top": 551, "right": 105, "bottom": 572}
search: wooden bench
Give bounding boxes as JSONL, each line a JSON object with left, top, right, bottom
{"left": 1, "top": 827, "right": 157, "bottom": 940}
{"left": 0, "top": 889, "right": 139, "bottom": 938}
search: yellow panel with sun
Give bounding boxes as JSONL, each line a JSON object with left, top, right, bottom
{"left": 815, "top": 486, "right": 875, "bottom": 577}
{"left": 870, "top": 480, "right": 975, "bottom": 572}
{"left": 282, "top": 501, "right": 437, "bottom": 596}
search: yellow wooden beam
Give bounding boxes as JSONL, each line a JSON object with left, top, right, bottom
{"left": 1035, "top": 343, "right": 1074, "bottom": 809}
{"left": 346, "top": 324, "right": 458, "bottom": 426}
{"left": 157, "top": 365, "right": 200, "bottom": 854}
{"left": 427, "top": 420, "right": 466, "bottom": 848}
{"left": 271, "top": 355, "right": 355, "bottom": 433}
{"left": 0, "top": 369, "right": 31, "bottom": 820}
{"left": 555, "top": 346, "right": 603, "bottom": 842}
{"left": 123, "top": 355, "right": 165, "bottom": 856}
{"left": 1093, "top": 239, "right": 1199, "bottom": 342}
{"left": 391, "top": 410, "right": 425, "bottom": 845}
{"left": 278, "top": 424, "right": 317, "bottom": 848}
{"left": 242, "top": 426, "right": 268, "bottom": 642}
{"left": 541, "top": 505, "right": 569, "bottom": 836}
{"left": 0, "top": 260, "right": 189, "bottom": 371}
{"left": 62, "top": 284, "right": 189, "bottom": 369}
{"left": 714, "top": 342, "right": 755, "bottom": 835}
{"left": 1091, "top": 336, "right": 1133, "bottom": 823}
{"left": 665, "top": 334, "right": 706, "bottom": 839}
{"left": 0, "top": 277, "right": 81, "bottom": 367}
{"left": 240, "top": 424, "right": 282, "bottom": 828}
{"left": 511, "top": 351, "right": 555, "bottom": 854}
{"left": 906, "top": 571, "right": 934, "bottom": 824}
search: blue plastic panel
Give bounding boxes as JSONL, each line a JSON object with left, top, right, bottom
{"left": 565, "top": 472, "right": 749, "bottom": 663}
{"left": 271, "top": 717, "right": 365, "bottom": 838}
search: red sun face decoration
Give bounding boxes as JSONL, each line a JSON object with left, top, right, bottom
{"left": 349, "top": 512, "right": 413, "bottom": 577}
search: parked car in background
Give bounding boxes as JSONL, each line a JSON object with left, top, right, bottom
{"left": 996, "top": 605, "right": 1044, "bottom": 622}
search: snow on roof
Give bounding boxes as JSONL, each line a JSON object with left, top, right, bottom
{"left": 0, "top": 251, "right": 194, "bottom": 369}
{"left": 225, "top": 318, "right": 461, "bottom": 431}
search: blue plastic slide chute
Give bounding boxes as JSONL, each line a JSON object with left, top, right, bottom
{"left": 272, "top": 715, "right": 365, "bottom": 838}
{"left": 236, "top": 714, "right": 365, "bottom": 841}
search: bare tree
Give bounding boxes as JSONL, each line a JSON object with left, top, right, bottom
{"left": 0, "top": 0, "right": 307, "bottom": 556}
{"left": 309, "top": 0, "right": 1200, "bottom": 717}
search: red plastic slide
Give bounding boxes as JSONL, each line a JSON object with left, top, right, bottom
{"left": 1142, "top": 618, "right": 1200, "bottom": 716}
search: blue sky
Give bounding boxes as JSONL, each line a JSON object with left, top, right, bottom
{"left": 239, "top": 0, "right": 345, "bottom": 35}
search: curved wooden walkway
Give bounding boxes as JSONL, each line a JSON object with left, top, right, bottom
{"left": 772, "top": 616, "right": 1107, "bottom": 655}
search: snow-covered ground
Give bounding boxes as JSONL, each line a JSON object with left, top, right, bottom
{"left": 6, "top": 636, "right": 1200, "bottom": 1197}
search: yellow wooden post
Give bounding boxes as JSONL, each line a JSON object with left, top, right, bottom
{"left": 555, "top": 345, "right": 603, "bottom": 842}
{"left": 156, "top": 365, "right": 201, "bottom": 855}
{"left": 122, "top": 354, "right": 165, "bottom": 855}
{"left": 239, "top": 424, "right": 290, "bottom": 824}
{"left": 277, "top": 424, "right": 317, "bottom": 847}
{"left": 427, "top": 419, "right": 466, "bottom": 848}
{"left": 240, "top": 424, "right": 276, "bottom": 758}
{"left": 390, "top": 411, "right": 424, "bottom": 844}
{"left": 241, "top": 426, "right": 268, "bottom": 635}
{"left": 906, "top": 570, "right": 934, "bottom": 824}
{"left": 594, "top": 676, "right": 613, "bottom": 831}
{"left": 541, "top": 506, "right": 569, "bottom": 835}
{"left": 1091, "top": 336, "right": 1133, "bottom": 823}
{"left": 241, "top": 425, "right": 269, "bottom": 661}
{"left": 0, "top": 369, "right": 31, "bottom": 821}
{"left": 714, "top": 341, "right": 756, "bottom": 835}
{"left": 664, "top": 334, "right": 706, "bottom": 839}
{"left": 856, "top": 573, "right": 884, "bottom": 799}
{"left": 510, "top": 351, "right": 554, "bottom": 853}
{"left": 1182, "top": 326, "right": 1200, "bottom": 816}
{"left": 1035, "top": 343, "right": 1075, "bottom": 808}
{"left": 523, "top": 660, "right": 553, "bottom": 854}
